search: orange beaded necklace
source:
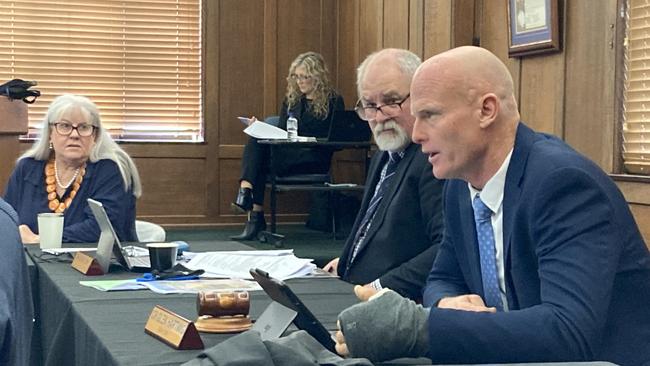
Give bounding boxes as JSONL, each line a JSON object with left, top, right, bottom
{"left": 45, "top": 159, "right": 86, "bottom": 213}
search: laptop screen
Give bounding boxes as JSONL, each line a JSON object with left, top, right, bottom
{"left": 327, "top": 110, "right": 371, "bottom": 142}
{"left": 87, "top": 198, "right": 149, "bottom": 272}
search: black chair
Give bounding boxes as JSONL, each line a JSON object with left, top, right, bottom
{"left": 260, "top": 116, "right": 364, "bottom": 247}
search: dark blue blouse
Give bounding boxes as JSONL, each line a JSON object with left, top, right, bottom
{"left": 3, "top": 157, "right": 137, "bottom": 243}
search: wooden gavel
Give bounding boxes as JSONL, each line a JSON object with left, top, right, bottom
{"left": 196, "top": 291, "right": 250, "bottom": 317}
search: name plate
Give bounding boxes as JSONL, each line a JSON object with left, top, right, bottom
{"left": 71, "top": 251, "right": 104, "bottom": 276}
{"left": 145, "top": 305, "right": 204, "bottom": 350}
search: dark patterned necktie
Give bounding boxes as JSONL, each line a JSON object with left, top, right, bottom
{"left": 472, "top": 194, "right": 504, "bottom": 311}
{"left": 348, "top": 152, "right": 402, "bottom": 265}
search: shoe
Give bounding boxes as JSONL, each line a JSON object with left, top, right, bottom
{"left": 231, "top": 187, "right": 253, "bottom": 213}
{"left": 230, "top": 211, "right": 266, "bottom": 241}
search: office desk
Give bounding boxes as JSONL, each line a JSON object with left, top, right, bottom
{"left": 258, "top": 139, "right": 372, "bottom": 235}
{"left": 25, "top": 241, "right": 358, "bottom": 366}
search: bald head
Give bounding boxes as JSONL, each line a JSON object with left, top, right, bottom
{"left": 410, "top": 46, "right": 520, "bottom": 187}
{"left": 413, "top": 46, "right": 518, "bottom": 121}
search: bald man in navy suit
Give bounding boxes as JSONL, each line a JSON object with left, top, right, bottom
{"left": 334, "top": 46, "right": 650, "bottom": 365}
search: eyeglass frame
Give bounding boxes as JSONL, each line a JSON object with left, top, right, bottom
{"left": 50, "top": 122, "right": 97, "bottom": 137}
{"left": 354, "top": 94, "right": 411, "bottom": 121}
{"left": 290, "top": 74, "right": 313, "bottom": 82}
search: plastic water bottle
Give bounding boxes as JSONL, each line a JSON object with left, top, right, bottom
{"left": 287, "top": 114, "right": 298, "bottom": 141}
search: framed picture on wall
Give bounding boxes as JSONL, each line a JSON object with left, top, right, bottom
{"left": 507, "top": 0, "right": 562, "bottom": 57}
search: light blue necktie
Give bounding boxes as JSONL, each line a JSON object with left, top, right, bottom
{"left": 472, "top": 194, "right": 504, "bottom": 311}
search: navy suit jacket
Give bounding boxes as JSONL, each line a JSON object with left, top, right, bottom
{"left": 0, "top": 198, "right": 33, "bottom": 366}
{"left": 4, "top": 158, "right": 137, "bottom": 243}
{"left": 338, "top": 142, "right": 445, "bottom": 300}
{"left": 422, "top": 123, "right": 650, "bottom": 365}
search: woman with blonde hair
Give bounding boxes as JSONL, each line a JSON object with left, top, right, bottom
{"left": 232, "top": 51, "right": 345, "bottom": 240}
{"left": 4, "top": 94, "right": 141, "bottom": 243}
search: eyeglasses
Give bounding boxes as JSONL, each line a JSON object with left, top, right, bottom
{"left": 51, "top": 122, "right": 96, "bottom": 137}
{"left": 355, "top": 94, "right": 410, "bottom": 121}
{"left": 290, "top": 74, "right": 312, "bottom": 81}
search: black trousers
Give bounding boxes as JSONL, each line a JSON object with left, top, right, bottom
{"left": 239, "top": 137, "right": 333, "bottom": 205}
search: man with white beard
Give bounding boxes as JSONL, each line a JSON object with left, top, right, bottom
{"left": 323, "top": 48, "right": 445, "bottom": 301}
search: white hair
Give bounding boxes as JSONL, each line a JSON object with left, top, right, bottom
{"left": 356, "top": 48, "right": 422, "bottom": 97}
{"left": 372, "top": 120, "right": 412, "bottom": 152}
{"left": 20, "top": 94, "right": 142, "bottom": 198}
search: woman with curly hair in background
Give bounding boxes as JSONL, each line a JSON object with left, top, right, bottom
{"left": 231, "top": 51, "right": 345, "bottom": 240}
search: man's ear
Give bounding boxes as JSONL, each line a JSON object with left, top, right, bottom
{"left": 478, "top": 93, "right": 498, "bottom": 129}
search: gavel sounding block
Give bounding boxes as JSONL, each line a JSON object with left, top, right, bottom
{"left": 195, "top": 291, "right": 252, "bottom": 333}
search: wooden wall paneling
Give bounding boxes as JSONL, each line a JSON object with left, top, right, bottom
{"left": 382, "top": 0, "right": 409, "bottom": 49}
{"left": 0, "top": 99, "right": 28, "bottom": 191}
{"left": 617, "top": 180, "right": 650, "bottom": 248}
{"left": 409, "top": 0, "right": 424, "bottom": 56}
{"left": 331, "top": 149, "right": 368, "bottom": 185}
{"left": 452, "top": 0, "right": 476, "bottom": 47}
{"left": 615, "top": 180, "right": 650, "bottom": 245}
{"left": 519, "top": 53, "right": 566, "bottom": 136}
{"left": 203, "top": 0, "right": 221, "bottom": 220}
{"left": 333, "top": 0, "right": 367, "bottom": 192}
{"left": 217, "top": 0, "right": 266, "bottom": 222}
{"left": 218, "top": 145, "right": 244, "bottom": 160}
{"left": 477, "top": 0, "right": 520, "bottom": 102}
{"left": 473, "top": 0, "right": 482, "bottom": 44}
{"left": 218, "top": 158, "right": 250, "bottom": 223}
{"left": 0, "top": 138, "right": 20, "bottom": 191}
{"left": 617, "top": 180, "right": 650, "bottom": 206}
{"left": 120, "top": 142, "right": 208, "bottom": 159}
{"left": 629, "top": 204, "right": 650, "bottom": 248}
{"left": 219, "top": 0, "right": 266, "bottom": 145}
{"left": 563, "top": 0, "right": 617, "bottom": 172}
{"left": 337, "top": 0, "right": 360, "bottom": 105}
{"left": 136, "top": 158, "right": 207, "bottom": 221}
{"left": 422, "top": 0, "right": 452, "bottom": 59}
{"left": 276, "top": 0, "right": 325, "bottom": 109}
{"left": 264, "top": 0, "right": 279, "bottom": 117}
{"left": 358, "top": 0, "right": 384, "bottom": 60}
{"left": 273, "top": 0, "right": 337, "bottom": 219}
{"left": 320, "top": 0, "right": 339, "bottom": 86}
{"left": 124, "top": 144, "right": 208, "bottom": 159}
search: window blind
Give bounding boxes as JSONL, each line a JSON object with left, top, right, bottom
{"left": 0, "top": 0, "right": 202, "bottom": 142}
{"left": 624, "top": 0, "right": 650, "bottom": 174}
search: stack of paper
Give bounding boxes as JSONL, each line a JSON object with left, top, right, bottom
{"left": 243, "top": 121, "right": 287, "bottom": 139}
{"left": 183, "top": 249, "right": 316, "bottom": 280}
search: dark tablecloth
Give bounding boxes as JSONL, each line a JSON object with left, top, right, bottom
{"left": 25, "top": 241, "right": 358, "bottom": 366}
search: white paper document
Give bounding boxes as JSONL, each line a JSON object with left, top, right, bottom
{"left": 183, "top": 250, "right": 316, "bottom": 280}
{"left": 140, "top": 279, "right": 262, "bottom": 294}
{"left": 243, "top": 121, "right": 288, "bottom": 139}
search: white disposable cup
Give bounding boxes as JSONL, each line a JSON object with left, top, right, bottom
{"left": 37, "top": 213, "right": 64, "bottom": 249}
{"left": 146, "top": 242, "right": 179, "bottom": 272}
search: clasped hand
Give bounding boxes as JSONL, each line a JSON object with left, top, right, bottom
{"left": 437, "top": 294, "right": 497, "bottom": 313}
{"left": 334, "top": 288, "right": 391, "bottom": 357}
{"left": 19, "top": 224, "right": 39, "bottom": 244}
{"left": 335, "top": 291, "right": 495, "bottom": 360}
